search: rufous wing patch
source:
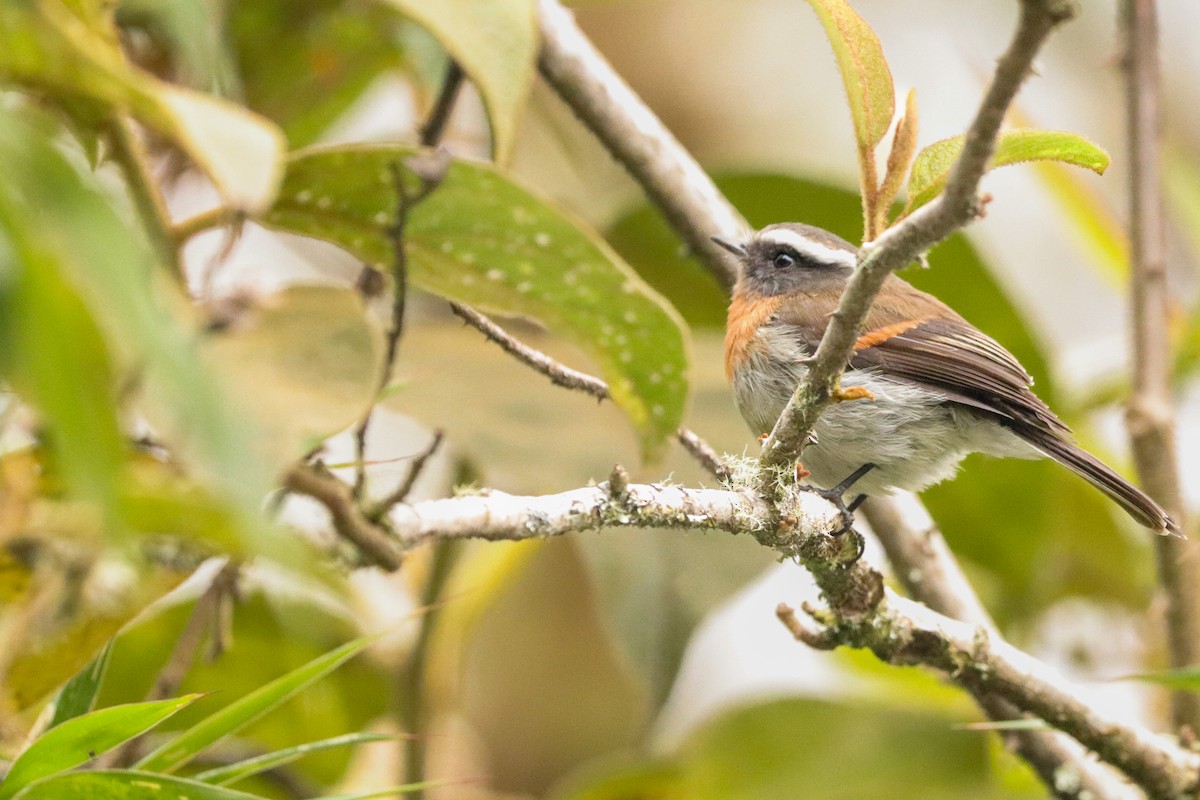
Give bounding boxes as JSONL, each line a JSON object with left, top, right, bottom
{"left": 853, "top": 317, "right": 929, "bottom": 351}
{"left": 724, "top": 292, "right": 783, "bottom": 381}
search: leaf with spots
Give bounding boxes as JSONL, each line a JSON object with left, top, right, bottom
{"left": 261, "top": 146, "right": 689, "bottom": 461}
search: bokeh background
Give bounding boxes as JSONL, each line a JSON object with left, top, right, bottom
{"left": 71, "top": 0, "right": 1200, "bottom": 797}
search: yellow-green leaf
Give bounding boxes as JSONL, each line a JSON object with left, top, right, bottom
{"left": 0, "top": 697, "right": 200, "bottom": 800}
{"left": 135, "top": 634, "right": 378, "bottom": 773}
{"left": 382, "top": 0, "right": 536, "bottom": 163}
{"left": 260, "top": 145, "right": 689, "bottom": 462}
{"left": 202, "top": 286, "right": 384, "bottom": 472}
{"left": 802, "top": 0, "right": 894, "bottom": 150}
{"left": 906, "top": 129, "right": 1111, "bottom": 213}
{"left": 12, "top": 771, "right": 263, "bottom": 800}
{"left": 0, "top": 1, "right": 284, "bottom": 212}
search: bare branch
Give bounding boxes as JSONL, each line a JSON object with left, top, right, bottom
{"left": 449, "top": 301, "right": 730, "bottom": 482}
{"left": 536, "top": 0, "right": 749, "bottom": 289}
{"left": 367, "top": 430, "right": 445, "bottom": 520}
{"left": 283, "top": 464, "right": 405, "bottom": 571}
{"left": 450, "top": 302, "right": 609, "bottom": 399}
{"left": 534, "top": 3, "right": 1135, "bottom": 792}
{"left": 791, "top": 587, "right": 1200, "bottom": 800}
{"left": 282, "top": 451, "right": 1195, "bottom": 795}
{"left": 1119, "top": 0, "right": 1200, "bottom": 732}
{"left": 759, "top": 0, "right": 1079, "bottom": 472}
{"left": 862, "top": 497, "right": 1140, "bottom": 800}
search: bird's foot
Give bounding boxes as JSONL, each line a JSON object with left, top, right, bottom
{"left": 794, "top": 463, "right": 876, "bottom": 538}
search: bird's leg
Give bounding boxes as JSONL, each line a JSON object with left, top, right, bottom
{"left": 794, "top": 463, "right": 876, "bottom": 536}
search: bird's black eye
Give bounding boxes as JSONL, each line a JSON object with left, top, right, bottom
{"left": 772, "top": 251, "right": 796, "bottom": 269}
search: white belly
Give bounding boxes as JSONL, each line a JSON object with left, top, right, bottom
{"left": 731, "top": 329, "right": 1038, "bottom": 496}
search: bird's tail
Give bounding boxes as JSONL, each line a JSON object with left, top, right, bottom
{"left": 1017, "top": 427, "right": 1182, "bottom": 537}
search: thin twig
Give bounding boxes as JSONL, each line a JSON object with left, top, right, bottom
{"left": 352, "top": 160, "right": 443, "bottom": 498}
{"left": 1120, "top": 0, "right": 1200, "bottom": 734}
{"left": 449, "top": 302, "right": 729, "bottom": 482}
{"left": 419, "top": 62, "right": 465, "bottom": 147}
{"left": 536, "top": 0, "right": 748, "bottom": 289}
{"left": 449, "top": 302, "right": 609, "bottom": 398}
{"left": 106, "top": 116, "right": 184, "bottom": 282}
{"left": 535, "top": 1, "right": 1128, "bottom": 793}
{"left": 759, "top": 0, "right": 1078, "bottom": 474}
{"left": 172, "top": 207, "right": 237, "bottom": 245}
{"left": 367, "top": 430, "right": 445, "bottom": 520}
{"left": 283, "top": 463, "right": 405, "bottom": 571}
{"left": 105, "top": 561, "right": 239, "bottom": 768}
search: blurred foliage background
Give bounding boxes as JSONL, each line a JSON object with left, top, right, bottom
{"left": 1, "top": 0, "right": 1197, "bottom": 798}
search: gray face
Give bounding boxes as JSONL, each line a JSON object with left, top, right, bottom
{"left": 736, "top": 223, "right": 858, "bottom": 297}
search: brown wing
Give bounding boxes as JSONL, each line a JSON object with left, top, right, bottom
{"left": 770, "top": 276, "right": 1069, "bottom": 435}
{"left": 767, "top": 278, "right": 1178, "bottom": 533}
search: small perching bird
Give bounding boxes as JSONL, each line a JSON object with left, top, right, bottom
{"left": 717, "top": 222, "right": 1180, "bottom": 537}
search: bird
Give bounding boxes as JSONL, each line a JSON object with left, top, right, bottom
{"left": 715, "top": 222, "right": 1181, "bottom": 537}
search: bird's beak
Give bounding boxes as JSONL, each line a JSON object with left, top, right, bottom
{"left": 711, "top": 235, "right": 748, "bottom": 258}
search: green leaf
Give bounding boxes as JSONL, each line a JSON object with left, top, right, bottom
{"left": 0, "top": 697, "right": 199, "bottom": 800}
{"left": 906, "top": 130, "right": 1111, "bottom": 213}
{"left": 134, "top": 634, "right": 378, "bottom": 773}
{"left": 1119, "top": 666, "right": 1200, "bottom": 690}
{"left": 554, "top": 698, "right": 1017, "bottom": 800}
{"left": 117, "top": 0, "right": 240, "bottom": 96}
{"left": 382, "top": 0, "right": 536, "bottom": 162}
{"left": 48, "top": 641, "right": 114, "bottom": 728}
{"left": 0, "top": 2, "right": 285, "bottom": 211}
{"left": 0, "top": 106, "right": 280, "bottom": 563}
{"left": 12, "top": 771, "right": 265, "bottom": 800}
{"left": 227, "top": 0, "right": 406, "bottom": 148}
{"left": 261, "top": 145, "right": 689, "bottom": 462}
{"left": 202, "top": 286, "right": 384, "bottom": 471}
{"left": 802, "top": 0, "right": 894, "bottom": 150}
{"left": 0, "top": 115, "right": 126, "bottom": 525}
{"left": 193, "top": 732, "right": 392, "bottom": 786}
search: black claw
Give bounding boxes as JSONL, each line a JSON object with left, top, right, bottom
{"left": 846, "top": 493, "right": 867, "bottom": 513}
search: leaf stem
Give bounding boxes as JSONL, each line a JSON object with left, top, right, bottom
{"left": 106, "top": 117, "right": 184, "bottom": 283}
{"left": 172, "top": 207, "right": 238, "bottom": 246}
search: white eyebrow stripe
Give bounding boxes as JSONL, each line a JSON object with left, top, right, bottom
{"left": 759, "top": 229, "right": 857, "bottom": 268}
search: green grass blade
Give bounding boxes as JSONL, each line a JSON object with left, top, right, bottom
{"left": 193, "top": 732, "right": 392, "bottom": 786}
{"left": 47, "top": 640, "right": 113, "bottom": 728}
{"left": 12, "top": 770, "right": 266, "bottom": 800}
{"left": 0, "top": 696, "right": 199, "bottom": 800}
{"left": 134, "top": 634, "right": 378, "bottom": 774}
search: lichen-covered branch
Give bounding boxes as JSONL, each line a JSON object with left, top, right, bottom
{"left": 286, "top": 463, "right": 846, "bottom": 560}
{"left": 759, "top": 0, "right": 1079, "bottom": 471}
{"left": 533, "top": 1, "right": 1138, "bottom": 793}
{"left": 1119, "top": 0, "right": 1200, "bottom": 733}
{"left": 786, "top": 589, "right": 1200, "bottom": 800}
{"left": 862, "top": 497, "right": 1139, "bottom": 800}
